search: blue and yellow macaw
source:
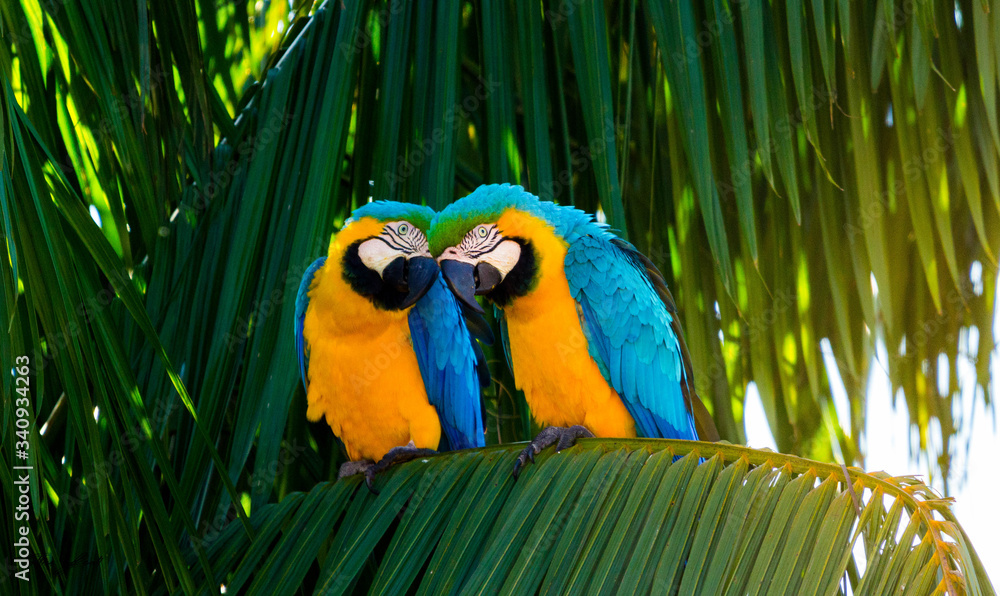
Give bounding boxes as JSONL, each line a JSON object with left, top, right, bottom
{"left": 295, "top": 201, "right": 487, "bottom": 488}
{"left": 430, "top": 184, "right": 718, "bottom": 475}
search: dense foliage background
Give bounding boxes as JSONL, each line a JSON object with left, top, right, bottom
{"left": 1, "top": 0, "right": 997, "bottom": 593}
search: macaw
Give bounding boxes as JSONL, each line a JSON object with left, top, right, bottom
{"left": 295, "top": 201, "right": 488, "bottom": 489}
{"left": 430, "top": 184, "right": 718, "bottom": 475}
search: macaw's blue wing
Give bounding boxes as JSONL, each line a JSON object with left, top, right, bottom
{"left": 295, "top": 257, "right": 327, "bottom": 392}
{"left": 565, "top": 235, "right": 702, "bottom": 440}
{"left": 409, "top": 275, "right": 485, "bottom": 450}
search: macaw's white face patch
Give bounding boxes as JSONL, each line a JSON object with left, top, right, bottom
{"left": 358, "top": 220, "right": 431, "bottom": 276}
{"left": 439, "top": 224, "right": 522, "bottom": 280}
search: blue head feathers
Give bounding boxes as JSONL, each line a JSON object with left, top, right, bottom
{"left": 429, "top": 184, "right": 606, "bottom": 253}
{"left": 350, "top": 201, "right": 436, "bottom": 230}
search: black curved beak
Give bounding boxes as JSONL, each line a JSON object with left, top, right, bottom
{"left": 474, "top": 262, "right": 502, "bottom": 295}
{"left": 383, "top": 256, "right": 438, "bottom": 309}
{"left": 440, "top": 260, "right": 504, "bottom": 314}
{"left": 440, "top": 260, "right": 483, "bottom": 313}
{"left": 382, "top": 257, "right": 408, "bottom": 292}
{"left": 400, "top": 256, "right": 439, "bottom": 309}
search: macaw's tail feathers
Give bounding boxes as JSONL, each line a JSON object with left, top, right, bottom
{"left": 471, "top": 340, "right": 491, "bottom": 389}
{"left": 668, "top": 287, "right": 721, "bottom": 443}
{"left": 460, "top": 302, "right": 495, "bottom": 346}
{"left": 460, "top": 303, "right": 495, "bottom": 388}
{"left": 438, "top": 430, "right": 478, "bottom": 451}
{"left": 691, "top": 393, "right": 721, "bottom": 442}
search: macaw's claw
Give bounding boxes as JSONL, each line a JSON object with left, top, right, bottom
{"left": 512, "top": 449, "right": 533, "bottom": 480}
{"left": 371, "top": 442, "right": 438, "bottom": 475}
{"left": 365, "top": 441, "right": 438, "bottom": 493}
{"left": 364, "top": 469, "right": 379, "bottom": 495}
{"left": 337, "top": 442, "right": 437, "bottom": 495}
{"left": 512, "top": 425, "right": 595, "bottom": 479}
{"left": 337, "top": 459, "right": 385, "bottom": 495}
{"left": 338, "top": 459, "right": 375, "bottom": 479}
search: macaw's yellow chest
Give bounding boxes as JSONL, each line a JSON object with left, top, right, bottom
{"left": 502, "top": 257, "right": 636, "bottom": 439}
{"left": 302, "top": 267, "right": 440, "bottom": 462}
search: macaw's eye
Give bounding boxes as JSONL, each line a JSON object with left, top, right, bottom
{"left": 477, "top": 226, "right": 488, "bottom": 238}
{"left": 398, "top": 223, "right": 409, "bottom": 235}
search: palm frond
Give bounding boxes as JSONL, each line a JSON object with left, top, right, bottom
{"left": 188, "top": 442, "right": 996, "bottom": 596}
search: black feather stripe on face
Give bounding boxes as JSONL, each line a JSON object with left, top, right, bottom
{"left": 382, "top": 221, "right": 430, "bottom": 254}
{"left": 343, "top": 241, "right": 410, "bottom": 311}
{"left": 462, "top": 225, "right": 504, "bottom": 258}
{"left": 487, "top": 237, "right": 537, "bottom": 307}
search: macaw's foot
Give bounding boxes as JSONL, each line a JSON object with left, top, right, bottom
{"left": 365, "top": 441, "right": 437, "bottom": 494}
{"left": 337, "top": 459, "right": 385, "bottom": 495}
{"left": 337, "top": 442, "right": 437, "bottom": 494}
{"left": 512, "top": 425, "right": 595, "bottom": 479}
{"left": 338, "top": 459, "right": 376, "bottom": 484}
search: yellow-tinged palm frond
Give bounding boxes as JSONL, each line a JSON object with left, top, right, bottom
{"left": 189, "top": 441, "right": 994, "bottom": 595}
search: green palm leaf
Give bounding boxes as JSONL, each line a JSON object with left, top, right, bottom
{"left": 188, "top": 442, "right": 995, "bottom": 595}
